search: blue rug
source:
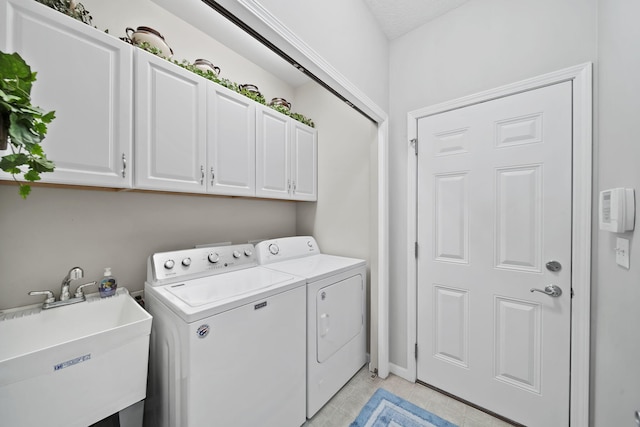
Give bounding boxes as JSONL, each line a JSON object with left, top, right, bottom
{"left": 350, "top": 388, "right": 458, "bottom": 427}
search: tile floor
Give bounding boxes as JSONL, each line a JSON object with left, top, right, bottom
{"left": 305, "top": 367, "right": 514, "bottom": 427}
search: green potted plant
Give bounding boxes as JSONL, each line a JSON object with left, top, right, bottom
{"left": 0, "top": 51, "right": 56, "bottom": 198}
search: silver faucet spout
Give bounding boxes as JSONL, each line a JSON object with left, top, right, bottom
{"left": 60, "top": 267, "right": 84, "bottom": 301}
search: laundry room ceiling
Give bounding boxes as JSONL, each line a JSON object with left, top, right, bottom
{"left": 362, "top": 0, "right": 471, "bottom": 40}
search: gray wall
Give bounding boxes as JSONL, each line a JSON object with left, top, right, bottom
{"left": 0, "top": 186, "right": 295, "bottom": 309}
{"left": 294, "top": 81, "right": 377, "bottom": 263}
{"left": 593, "top": 1, "right": 640, "bottom": 425}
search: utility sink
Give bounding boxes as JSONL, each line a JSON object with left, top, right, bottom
{"left": 0, "top": 288, "right": 152, "bottom": 427}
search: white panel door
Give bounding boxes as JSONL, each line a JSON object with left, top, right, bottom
{"left": 135, "top": 50, "right": 206, "bottom": 193}
{"left": 207, "top": 86, "right": 255, "bottom": 196}
{"left": 255, "top": 105, "right": 291, "bottom": 199}
{"left": 291, "top": 121, "right": 317, "bottom": 201}
{"left": 0, "top": 0, "right": 133, "bottom": 187}
{"left": 416, "top": 82, "right": 572, "bottom": 426}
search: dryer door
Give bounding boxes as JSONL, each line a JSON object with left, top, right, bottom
{"left": 316, "top": 273, "right": 364, "bottom": 363}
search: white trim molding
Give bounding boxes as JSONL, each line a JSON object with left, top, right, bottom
{"left": 211, "top": 0, "right": 391, "bottom": 377}
{"left": 212, "top": 0, "right": 387, "bottom": 123}
{"left": 405, "top": 63, "right": 592, "bottom": 426}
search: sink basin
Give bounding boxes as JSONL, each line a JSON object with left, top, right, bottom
{"left": 0, "top": 288, "right": 152, "bottom": 427}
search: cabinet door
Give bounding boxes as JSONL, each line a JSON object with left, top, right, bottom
{"left": 255, "top": 105, "right": 291, "bottom": 199}
{"left": 291, "top": 121, "right": 317, "bottom": 201}
{"left": 207, "top": 86, "right": 255, "bottom": 196}
{"left": 135, "top": 50, "right": 206, "bottom": 193}
{"left": 0, "top": 0, "right": 133, "bottom": 187}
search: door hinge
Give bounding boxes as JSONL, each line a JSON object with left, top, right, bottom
{"left": 415, "top": 343, "right": 418, "bottom": 360}
{"left": 571, "top": 288, "right": 574, "bottom": 298}
{"left": 415, "top": 241, "right": 419, "bottom": 259}
{"left": 411, "top": 138, "right": 418, "bottom": 155}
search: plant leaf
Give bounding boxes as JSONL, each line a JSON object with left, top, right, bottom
{"left": 18, "top": 184, "right": 31, "bottom": 199}
{"left": 9, "top": 113, "right": 42, "bottom": 147}
{"left": 0, "top": 89, "right": 22, "bottom": 105}
{"left": 0, "top": 49, "right": 56, "bottom": 198}
{"left": 30, "top": 156, "right": 55, "bottom": 173}
{"left": 23, "top": 169, "right": 41, "bottom": 182}
{"left": 29, "top": 143, "right": 44, "bottom": 156}
{"left": 0, "top": 52, "right": 34, "bottom": 94}
{"left": 0, "top": 52, "right": 32, "bottom": 80}
{"left": 41, "top": 110, "right": 55, "bottom": 123}
{"left": 0, "top": 152, "right": 29, "bottom": 171}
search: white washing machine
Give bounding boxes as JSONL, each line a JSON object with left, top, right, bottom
{"left": 256, "top": 236, "right": 367, "bottom": 418}
{"left": 144, "top": 244, "right": 306, "bottom": 427}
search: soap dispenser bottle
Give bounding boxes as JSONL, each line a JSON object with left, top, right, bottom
{"left": 98, "top": 267, "right": 117, "bottom": 298}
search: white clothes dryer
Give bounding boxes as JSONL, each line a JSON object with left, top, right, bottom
{"left": 256, "top": 236, "right": 367, "bottom": 418}
{"left": 144, "top": 244, "right": 306, "bottom": 427}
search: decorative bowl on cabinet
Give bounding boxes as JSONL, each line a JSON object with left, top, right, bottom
{"left": 239, "top": 83, "right": 262, "bottom": 97}
{"left": 269, "top": 97, "right": 292, "bottom": 111}
{"left": 194, "top": 58, "right": 221, "bottom": 76}
{"left": 125, "top": 26, "right": 174, "bottom": 58}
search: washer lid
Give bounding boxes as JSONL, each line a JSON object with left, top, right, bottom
{"left": 263, "top": 254, "right": 365, "bottom": 282}
{"left": 147, "top": 267, "right": 305, "bottom": 322}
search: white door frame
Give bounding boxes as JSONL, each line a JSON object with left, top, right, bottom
{"left": 404, "top": 63, "right": 592, "bottom": 426}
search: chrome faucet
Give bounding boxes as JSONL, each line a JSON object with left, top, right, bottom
{"left": 60, "top": 266, "right": 84, "bottom": 301}
{"left": 28, "top": 266, "right": 97, "bottom": 309}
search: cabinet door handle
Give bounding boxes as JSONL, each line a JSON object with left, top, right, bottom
{"left": 211, "top": 167, "right": 215, "bottom": 186}
{"left": 287, "top": 179, "right": 291, "bottom": 193}
{"left": 200, "top": 165, "right": 204, "bottom": 185}
{"left": 293, "top": 181, "right": 296, "bottom": 194}
{"left": 121, "top": 153, "right": 127, "bottom": 178}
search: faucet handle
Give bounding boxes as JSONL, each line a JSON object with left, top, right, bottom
{"left": 28, "top": 290, "right": 55, "bottom": 304}
{"left": 74, "top": 281, "right": 97, "bottom": 299}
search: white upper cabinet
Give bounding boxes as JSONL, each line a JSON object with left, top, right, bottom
{"left": 0, "top": 0, "right": 134, "bottom": 187}
{"left": 207, "top": 86, "right": 255, "bottom": 196}
{"left": 134, "top": 49, "right": 207, "bottom": 193}
{"left": 291, "top": 120, "right": 317, "bottom": 201}
{"left": 135, "top": 50, "right": 256, "bottom": 196}
{"left": 256, "top": 105, "right": 317, "bottom": 201}
{"left": 256, "top": 105, "right": 291, "bottom": 199}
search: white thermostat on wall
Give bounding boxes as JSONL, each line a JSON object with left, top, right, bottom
{"left": 599, "top": 187, "right": 635, "bottom": 232}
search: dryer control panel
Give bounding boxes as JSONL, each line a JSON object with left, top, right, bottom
{"left": 256, "top": 236, "right": 321, "bottom": 264}
{"left": 148, "top": 244, "right": 257, "bottom": 285}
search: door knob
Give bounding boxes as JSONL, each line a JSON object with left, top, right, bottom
{"left": 530, "top": 284, "right": 563, "bottom": 297}
{"left": 545, "top": 260, "right": 562, "bottom": 272}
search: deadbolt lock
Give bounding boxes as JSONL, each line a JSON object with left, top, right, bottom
{"left": 546, "top": 260, "right": 562, "bottom": 272}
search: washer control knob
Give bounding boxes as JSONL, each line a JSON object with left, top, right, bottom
{"left": 164, "top": 259, "right": 175, "bottom": 270}
{"left": 269, "top": 244, "right": 279, "bottom": 255}
{"left": 233, "top": 250, "right": 241, "bottom": 259}
{"left": 244, "top": 249, "right": 253, "bottom": 257}
{"left": 208, "top": 253, "right": 220, "bottom": 263}
{"left": 182, "top": 257, "right": 191, "bottom": 267}
{"left": 307, "top": 240, "right": 313, "bottom": 248}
